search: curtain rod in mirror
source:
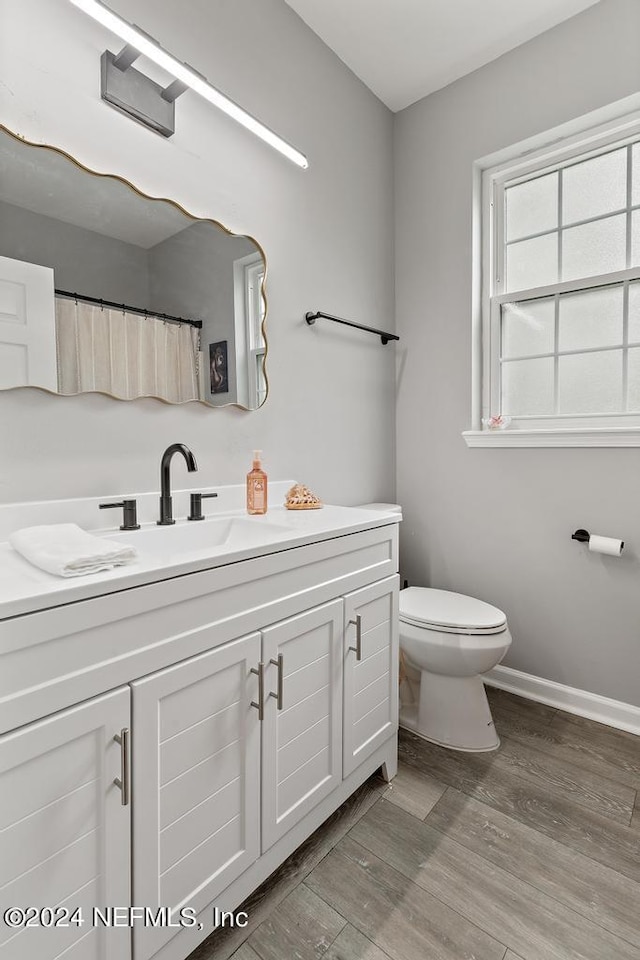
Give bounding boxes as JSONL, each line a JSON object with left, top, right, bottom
{"left": 55, "top": 289, "right": 203, "bottom": 329}
{"left": 305, "top": 311, "right": 399, "bottom": 346}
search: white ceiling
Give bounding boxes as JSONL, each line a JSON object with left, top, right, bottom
{"left": 284, "top": 0, "right": 601, "bottom": 111}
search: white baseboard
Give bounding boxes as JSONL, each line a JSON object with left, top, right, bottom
{"left": 484, "top": 665, "right": 640, "bottom": 736}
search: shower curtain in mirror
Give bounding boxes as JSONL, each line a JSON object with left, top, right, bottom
{"left": 55, "top": 299, "right": 200, "bottom": 402}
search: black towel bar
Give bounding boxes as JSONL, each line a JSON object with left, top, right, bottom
{"left": 305, "top": 310, "right": 399, "bottom": 345}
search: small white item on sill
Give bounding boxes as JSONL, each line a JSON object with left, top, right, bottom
{"left": 482, "top": 415, "right": 512, "bottom": 431}
{"left": 9, "top": 523, "right": 137, "bottom": 578}
{"left": 284, "top": 483, "right": 323, "bottom": 510}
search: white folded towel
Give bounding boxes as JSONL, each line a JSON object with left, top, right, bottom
{"left": 9, "top": 523, "right": 138, "bottom": 578}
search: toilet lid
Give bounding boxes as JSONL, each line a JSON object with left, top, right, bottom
{"left": 399, "top": 587, "right": 507, "bottom": 632}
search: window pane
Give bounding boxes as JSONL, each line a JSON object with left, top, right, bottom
{"left": 632, "top": 209, "right": 640, "bottom": 268}
{"left": 628, "top": 347, "right": 640, "bottom": 411}
{"left": 502, "top": 357, "right": 554, "bottom": 415}
{"left": 633, "top": 142, "right": 640, "bottom": 207}
{"left": 506, "top": 233, "right": 558, "bottom": 292}
{"left": 629, "top": 282, "right": 640, "bottom": 344}
{"left": 558, "top": 286, "right": 623, "bottom": 352}
{"left": 562, "top": 147, "right": 627, "bottom": 225}
{"left": 502, "top": 298, "right": 554, "bottom": 358}
{"left": 562, "top": 214, "right": 626, "bottom": 282}
{"left": 506, "top": 172, "right": 557, "bottom": 241}
{"left": 558, "top": 350, "right": 622, "bottom": 414}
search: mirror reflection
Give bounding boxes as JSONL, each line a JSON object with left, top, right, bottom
{"left": 0, "top": 126, "right": 267, "bottom": 409}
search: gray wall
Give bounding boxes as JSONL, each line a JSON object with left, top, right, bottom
{"left": 149, "top": 224, "right": 257, "bottom": 406}
{"left": 0, "top": 200, "right": 150, "bottom": 304}
{"left": 0, "top": 0, "right": 395, "bottom": 506}
{"left": 395, "top": 0, "right": 640, "bottom": 705}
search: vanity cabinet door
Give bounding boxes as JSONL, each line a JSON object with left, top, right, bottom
{"left": 0, "top": 687, "right": 131, "bottom": 960}
{"left": 343, "top": 575, "right": 399, "bottom": 778}
{"left": 261, "top": 600, "right": 343, "bottom": 852}
{"left": 131, "top": 632, "right": 261, "bottom": 960}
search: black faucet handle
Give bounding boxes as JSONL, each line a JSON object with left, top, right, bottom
{"left": 99, "top": 499, "right": 140, "bottom": 531}
{"left": 187, "top": 492, "right": 218, "bottom": 521}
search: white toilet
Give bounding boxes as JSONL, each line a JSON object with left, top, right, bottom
{"left": 359, "top": 503, "right": 512, "bottom": 752}
{"left": 399, "top": 587, "right": 511, "bottom": 751}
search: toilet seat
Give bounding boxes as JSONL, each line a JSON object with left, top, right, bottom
{"left": 399, "top": 587, "right": 507, "bottom": 635}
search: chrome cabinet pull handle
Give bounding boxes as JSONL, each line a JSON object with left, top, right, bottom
{"left": 269, "top": 654, "right": 284, "bottom": 710}
{"left": 250, "top": 662, "right": 265, "bottom": 721}
{"left": 113, "top": 728, "right": 130, "bottom": 806}
{"left": 348, "top": 615, "right": 363, "bottom": 661}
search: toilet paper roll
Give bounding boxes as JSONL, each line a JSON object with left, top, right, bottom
{"left": 588, "top": 534, "right": 624, "bottom": 556}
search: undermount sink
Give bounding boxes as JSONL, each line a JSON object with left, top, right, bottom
{"left": 106, "top": 514, "right": 293, "bottom": 561}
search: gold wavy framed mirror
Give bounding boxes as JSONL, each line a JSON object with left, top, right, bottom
{"left": 0, "top": 124, "right": 268, "bottom": 409}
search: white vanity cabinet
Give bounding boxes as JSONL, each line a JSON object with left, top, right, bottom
{"left": 0, "top": 687, "right": 131, "bottom": 960}
{"left": 130, "top": 597, "right": 358, "bottom": 960}
{"left": 0, "top": 515, "right": 399, "bottom": 960}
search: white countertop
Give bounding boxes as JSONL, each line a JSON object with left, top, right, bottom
{"left": 0, "top": 499, "right": 400, "bottom": 621}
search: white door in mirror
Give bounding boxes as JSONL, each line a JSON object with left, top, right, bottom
{"left": 0, "top": 256, "right": 57, "bottom": 391}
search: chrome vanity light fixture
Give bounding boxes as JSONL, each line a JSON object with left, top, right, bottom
{"left": 68, "top": 0, "right": 309, "bottom": 168}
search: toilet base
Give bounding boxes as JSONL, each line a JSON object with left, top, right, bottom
{"left": 399, "top": 672, "right": 500, "bottom": 752}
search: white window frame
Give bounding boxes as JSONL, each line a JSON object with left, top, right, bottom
{"left": 233, "top": 252, "right": 267, "bottom": 409}
{"left": 464, "top": 96, "right": 640, "bottom": 447}
{"left": 244, "top": 257, "right": 266, "bottom": 409}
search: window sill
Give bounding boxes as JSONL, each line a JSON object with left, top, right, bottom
{"left": 462, "top": 428, "right": 640, "bottom": 448}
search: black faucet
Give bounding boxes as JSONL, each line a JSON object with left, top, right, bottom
{"left": 158, "top": 443, "right": 198, "bottom": 525}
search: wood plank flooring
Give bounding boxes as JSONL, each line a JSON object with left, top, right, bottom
{"left": 188, "top": 690, "right": 640, "bottom": 960}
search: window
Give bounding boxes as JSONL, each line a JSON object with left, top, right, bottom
{"left": 467, "top": 106, "right": 640, "bottom": 447}
{"left": 233, "top": 252, "right": 266, "bottom": 409}
{"left": 244, "top": 257, "right": 267, "bottom": 409}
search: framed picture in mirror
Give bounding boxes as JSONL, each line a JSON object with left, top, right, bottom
{"left": 209, "top": 341, "right": 229, "bottom": 394}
